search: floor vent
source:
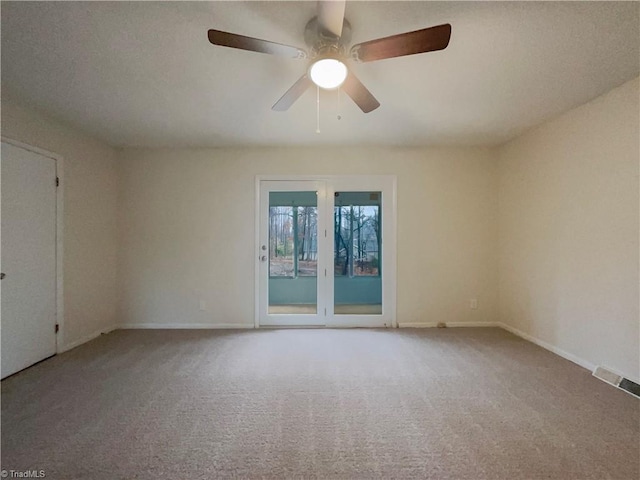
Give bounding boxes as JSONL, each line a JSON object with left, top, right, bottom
{"left": 593, "top": 366, "right": 640, "bottom": 399}
{"left": 618, "top": 378, "right": 640, "bottom": 398}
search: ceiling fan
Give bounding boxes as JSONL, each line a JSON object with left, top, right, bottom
{"left": 207, "top": 1, "right": 451, "bottom": 113}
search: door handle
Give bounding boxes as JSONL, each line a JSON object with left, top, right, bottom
{"left": 0, "top": 273, "right": 5, "bottom": 280}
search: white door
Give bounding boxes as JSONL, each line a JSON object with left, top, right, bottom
{"left": 1, "top": 142, "right": 58, "bottom": 378}
{"left": 324, "top": 177, "right": 396, "bottom": 328}
{"left": 258, "top": 180, "right": 328, "bottom": 326}
{"left": 257, "top": 176, "right": 396, "bottom": 328}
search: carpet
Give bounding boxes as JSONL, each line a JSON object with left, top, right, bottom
{"left": 1, "top": 328, "right": 638, "bottom": 479}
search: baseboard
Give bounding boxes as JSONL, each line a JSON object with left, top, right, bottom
{"left": 398, "top": 322, "right": 439, "bottom": 328}
{"left": 445, "top": 321, "right": 499, "bottom": 328}
{"left": 398, "top": 321, "right": 499, "bottom": 328}
{"left": 59, "top": 324, "right": 118, "bottom": 353}
{"left": 496, "top": 322, "right": 597, "bottom": 373}
{"left": 118, "top": 323, "right": 255, "bottom": 330}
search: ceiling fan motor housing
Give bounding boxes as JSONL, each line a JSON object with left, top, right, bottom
{"left": 304, "top": 16, "right": 352, "bottom": 62}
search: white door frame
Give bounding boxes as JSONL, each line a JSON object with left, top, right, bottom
{"left": 255, "top": 174, "right": 397, "bottom": 328}
{"left": 1, "top": 137, "right": 65, "bottom": 353}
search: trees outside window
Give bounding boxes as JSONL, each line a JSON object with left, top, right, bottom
{"left": 269, "top": 206, "right": 317, "bottom": 277}
{"left": 334, "top": 205, "right": 380, "bottom": 277}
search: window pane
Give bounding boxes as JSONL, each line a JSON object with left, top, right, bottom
{"left": 269, "top": 206, "right": 294, "bottom": 277}
{"left": 296, "top": 206, "right": 317, "bottom": 276}
{"left": 334, "top": 192, "right": 382, "bottom": 315}
{"left": 268, "top": 191, "right": 317, "bottom": 315}
{"left": 353, "top": 205, "right": 379, "bottom": 276}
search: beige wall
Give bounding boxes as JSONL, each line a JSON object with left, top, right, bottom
{"left": 117, "top": 147, "right": 498, "bottom": 328}
{"left": 1, "top": 95, "right": 120, "bottom": 349}
{"left": 498, "top": 77, "right": 640, "bottom": 381}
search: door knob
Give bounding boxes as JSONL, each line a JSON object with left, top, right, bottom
{"left": 0, "top": 273, "right": 5, "bottom": 280}
{"left": 260, "top": 256, "right": 267, "bottom": 262}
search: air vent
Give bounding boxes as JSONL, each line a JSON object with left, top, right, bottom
{"left": 618, "top": 378, "right": 640, "bottom": 398}
{"left": 593, "top": 366, "right": 639, "bottom": 399}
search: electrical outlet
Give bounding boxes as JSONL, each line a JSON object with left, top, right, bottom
{"left": 469, "top": 298, "right": 478, "bottom": 310}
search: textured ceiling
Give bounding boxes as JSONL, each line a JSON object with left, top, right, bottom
{"left": 2, "top": 1, "right": 639, "bottom": 147}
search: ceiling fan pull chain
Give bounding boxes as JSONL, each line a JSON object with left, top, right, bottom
{"left": 316, "top": 85, "right": 321, "bottom": 134}
{"left": 337, "top": 87, "right": 342, "bottom": 121}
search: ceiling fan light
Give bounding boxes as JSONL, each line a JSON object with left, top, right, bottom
{"left": 309, "top": 58, "right": 348, "bottom": 90}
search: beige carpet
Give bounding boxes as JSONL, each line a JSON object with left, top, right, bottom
{"left": 1, "top": 328, "right": 638, "bottom": 479}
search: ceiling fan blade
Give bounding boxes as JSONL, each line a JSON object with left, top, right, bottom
{"left": 317, "top": 0, "right": 346, "bottom": 38}
{"left": 350, "top": 23, "right": 451, "bottom": 63}
{"left": 208, "top": 29, "right": 307, "bottom": 59}
{"left": 341, "top": 72, "right": 380, "bottom": 113}
{"left": 272, "top": 74, "right": 313, "bottom": 111}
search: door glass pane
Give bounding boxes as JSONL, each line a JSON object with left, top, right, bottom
{"left": 268, "top": 191, "right": 317, "bottom": 314}
{"left": 334, "top": 192, "right": 382, "bottom": 315}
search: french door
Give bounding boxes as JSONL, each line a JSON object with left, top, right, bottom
{"left": 256, "top": 176, "right": 396, "bottom": 328}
